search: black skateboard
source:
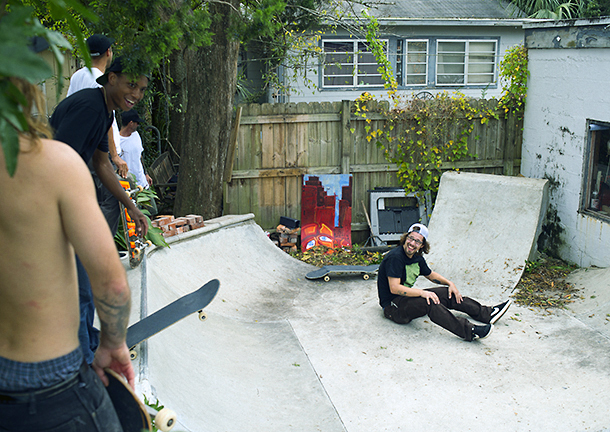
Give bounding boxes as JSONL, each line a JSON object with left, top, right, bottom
{"left": 306, "top": 264, "right": 379, "bottom": 282}
{"left": 105, "top": 368, "right": 177, "bottom": 432}
{"left": 126, "top": 279, "right": 220, "bottom": 359}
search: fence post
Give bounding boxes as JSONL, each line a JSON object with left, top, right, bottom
{"left": 503, "top": 109, "right": 517, "bottom": 176}
{"left": 341, "top": 100, "right": 352, "bottom": 174}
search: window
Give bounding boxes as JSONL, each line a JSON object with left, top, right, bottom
{"left": 584, "top": 121, "right": 610, "bottom": 218}
{"left": 405, "top": 40, "right": 428, "bottom": 86}
{"left": 322, "top": 40, "right": 388, "bottom": 88}
{"left": 436, "top": 40, "right": 496, "bottom": 86}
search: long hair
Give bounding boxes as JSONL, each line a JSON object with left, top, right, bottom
{"left": 8, "top": 77, "right": 52, "bottom": 151}
{"left": 399, "top": 231, "right": 430, "bottom": 255}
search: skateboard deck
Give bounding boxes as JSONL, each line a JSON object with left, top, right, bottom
{"left": 105, "top": 368, "right": 152, "bottom": 432}
{"left": 126, "top": 279, "right": 220, "bottom": 355}
{"left": 105, "top": 369, "right": 177, "bottom": 432}
{"left": 118, "top": 177, "right": 150, "bottom": 268}
{"left": 306, "top": 264, "right": 380, "bottom": 282}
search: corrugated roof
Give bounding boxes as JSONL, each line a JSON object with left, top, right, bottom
{"left": 349, "top": 0, "right": 526, "bottom": 20}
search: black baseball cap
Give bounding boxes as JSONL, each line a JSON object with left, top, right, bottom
{"left": 96, "top": 56, "right": 150, "bottom": 86}
{"left": 86, "top": 34, "right": 114, "bottom": 57}
{"left": 121, "top": 110, "right": 145, "bottom": 124}
{"left": 96, "top": 57, "right": 124, "bottom": 85}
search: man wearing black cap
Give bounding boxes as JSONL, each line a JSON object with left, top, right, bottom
{"left": 66, "top": 34, "right": 129, "bottom": 219}
{"left": 66, "top": 34, "right": 114, "bottom": 97}
{"left": 50, "top": 56, "right": 149, "bottom": 364}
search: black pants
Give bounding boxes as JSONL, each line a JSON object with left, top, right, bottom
{"left": 88, "top": 159, "right": 120, "bottom": 237}
{"left": 384, "top": 287, "right": 492, "bottom": 341}
{"left": 0, "top": 362, "right": 123, "bottom": 431}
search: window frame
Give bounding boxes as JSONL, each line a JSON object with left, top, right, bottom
{"left": 321, "top": 39, "right": 389, "bottom": 89}
{"left": 581, "top": 120, "right": 610, "bottom": 222}
{"left": 435, "top": 38, "right": 498, "bottom": 87}
{"left": 403, "top": 39, "right": 429, "bottom": 87}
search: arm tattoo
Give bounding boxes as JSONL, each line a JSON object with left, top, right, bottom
{"left": 94, "top": 293, "right": 130, "bottom": 342}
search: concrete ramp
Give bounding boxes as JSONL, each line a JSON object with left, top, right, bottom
{"left": 415, "top": 172, "right": 549, "bottom": 301}
{"left": 124, "top": 177, "right": 610, "bottom": 432}
{"left": 139, "top": 216, "right": 344, "bottom": 432}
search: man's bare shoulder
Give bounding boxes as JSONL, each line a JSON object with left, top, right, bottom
{"left": 22, "top": 138, "right": 91, "bottom": 182}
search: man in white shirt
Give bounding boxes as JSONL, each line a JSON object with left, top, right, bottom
{"left": 66, "top": 34, "right": 113, "bottom": 97}
{"left": 119, "top": 110, "right": 152, "bottom": 189}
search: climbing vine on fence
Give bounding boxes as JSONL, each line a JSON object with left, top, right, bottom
{"left": 352, "top": 21, "right": 528, "bottom": 195}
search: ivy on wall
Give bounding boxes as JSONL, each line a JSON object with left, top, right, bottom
{"left": 353, "top": 19, "right": 529, "bottom": 196}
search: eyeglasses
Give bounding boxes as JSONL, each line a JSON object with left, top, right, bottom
{"left": 406, "top": 235, "right": 423, "bottom": 246}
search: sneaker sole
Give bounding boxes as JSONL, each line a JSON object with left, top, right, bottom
{"left": 489, "top": 299, "right": 512, "bottom": 325}
{"left": 478, "top": 324, "right": 494, "bottom": 340}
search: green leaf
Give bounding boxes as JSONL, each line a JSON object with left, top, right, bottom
{"left": 0, "top": 119, "right": 20, "bottom": 176}
{"left": 146, "top": 223, "right": 169, "bottom": 248}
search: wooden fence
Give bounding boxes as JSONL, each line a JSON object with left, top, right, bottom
{"left": 223, "top": 100, "right": 522, "bottom": 239}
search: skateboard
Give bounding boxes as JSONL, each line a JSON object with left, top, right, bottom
{"left": 118, "top": 177, "right": 151, "bottom": 269}
{"left": 126, "top": 279, "right": 220, "bottom": 359}
{"left": 306, "top": 264, "right": 380, "bottom": 282}
{"left": 105, "top": 368, "right": 177, "bottom": 432}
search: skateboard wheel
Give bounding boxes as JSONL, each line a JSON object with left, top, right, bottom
{"left": 146, "top": 240, "right": 153, "bottom": 247}
{"left": 155, "top": 408, "right": 177, "bottom": 431}
{"left": 323, "top": 275, "right": 330, "bottom": 282}
{"left": 363, "top": 274, "right": 370, "bottom": 280}
{"left": 198, "top": 310, "right": 208, "bottom": 321}
{"left": 129, "top": 349, "right": 138, "bottom": 360}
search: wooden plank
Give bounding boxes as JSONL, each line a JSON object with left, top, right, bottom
{"left": 224, "top": 106, "right": 242, "bottom": 182}
{"left": 273, "top": 104, "right": 286, "bottom": 221}
{"left": 341, "top": 100, "right": 352, "bottom": 174}
{"left": 240, "top": 112, "right": 340, "bottom": 125}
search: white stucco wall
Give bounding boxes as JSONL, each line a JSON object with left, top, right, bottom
{"left": 285, "top": 23, "right": 525, "bottom": 103}
{"left": 521, "top": 23, "right": 610, "bottom": 267}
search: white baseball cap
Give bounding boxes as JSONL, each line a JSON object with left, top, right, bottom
{"left": 408, "top": 223, "right": 429, "bottom": 240}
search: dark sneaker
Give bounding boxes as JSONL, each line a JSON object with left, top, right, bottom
{"left": 472, "top": 324, "right": 494, "bottom": 340}
{"left": 489, "top": 299, "right": 512, "bottom": 325}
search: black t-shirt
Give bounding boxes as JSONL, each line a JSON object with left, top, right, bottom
{"left": 377, "top": 245, "right": 432, "bottom": 309}
{"left": 50, "top": 88, "right": 112, "bottom": 163}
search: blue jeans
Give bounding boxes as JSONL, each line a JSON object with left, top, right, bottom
{"left": 76, "top": 255, "right": 99, "bottom": 364}
{"left": 0, "top": 361, "right": 123, "bottom": 431}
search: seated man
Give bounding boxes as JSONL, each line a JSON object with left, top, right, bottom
{"left": 0, "top": 78, "right": 133, "bottom": 431}
{"left": 378, "top": 223, "right": 512, "bottom": 341}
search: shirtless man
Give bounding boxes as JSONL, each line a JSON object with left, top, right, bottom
{"left": 0, "top": 78, "right": 132, "bottom": 431}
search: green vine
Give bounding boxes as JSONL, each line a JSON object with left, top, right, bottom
{"left": 352, "top": 36, "right": 528, "bottom": 195}
{"left": 499, "top": 44, "right": 529, "bottom": 119}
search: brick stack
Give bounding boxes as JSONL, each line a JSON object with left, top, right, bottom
{"left": 276, "top": 224, "right": 300, "bottom": 253}
{"left": 152, "top": 215, "right": 205, "bottom": 237}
